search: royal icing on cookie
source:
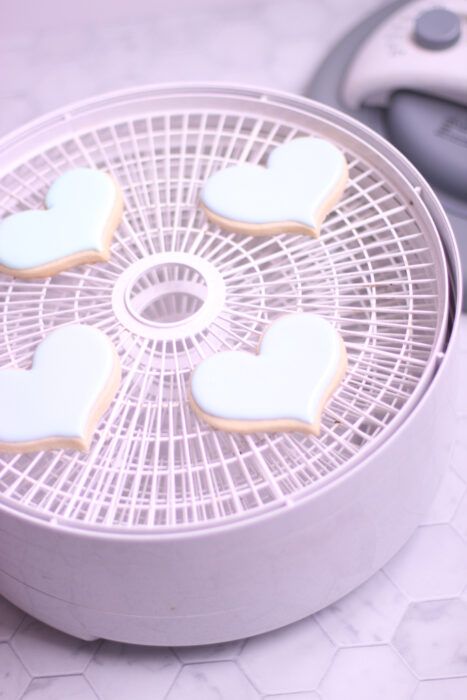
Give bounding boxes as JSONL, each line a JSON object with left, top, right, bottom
{"left": 0, "top": 325, "right": 121, "bottom": 453}
{"left": 0, "top": 168, "right": 123, "bottom": 278}
{"left": 190, "top": 313, "right": 347, "bottom": 435}
{"left": 201, "top": 137, "right": 348, "bottom": 237}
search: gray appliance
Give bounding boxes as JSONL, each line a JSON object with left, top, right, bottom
{"left": 306, "top": 0, "right": 467, "bottom": 307}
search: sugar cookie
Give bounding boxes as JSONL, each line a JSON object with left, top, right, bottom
{"left": 0, "top": 168, "right": 123, "bottom": 278}
{"left": 201, "top": 137, "right": 348, "bottom": 237}
{"left": 0, "top": 325, "right": 121, "bottom": 453}
{"left": 190, "top": 313, "right": 347, "bottom": 435}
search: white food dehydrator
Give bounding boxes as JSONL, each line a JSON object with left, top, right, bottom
{"left": 0, "top": 84, "right": 461, "bottom": 646}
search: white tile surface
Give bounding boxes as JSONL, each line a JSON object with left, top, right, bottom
{"left": 0, "top": 643, "right": 30, "bottom": 700}
{"left": 384, "top": 525, "right": 467, "bottom": 599}
{"left": 11, "top": 617, "right": 99, "bottom": 677}
{"left": 264, "top": 693, "right": 321, "bottom": 700}
{"left": 239, "top": 616, "right": 335, "bottom": 694}
{"left": 450, "top": 428, "right": 467, "bottom": 481}
{"left": 22, "top": 675, "right": 98, "bottom": 700}
{"left": 0, "top": 0, "right": 388, "bottom": 137}
{"left": 452, "top": 491, "right": 467, "bottom": 540}
{"left": 420, "top": 467, "right": 466, "bottom": 525}
{"left": 320, "top": 646, "right": 417, "bottom": 700}
{"left": 412, "top": 678, "right": 467, "bottom": 700}
{"left": 0, "top": 597, "right": 25, "bottom": 642}
{"left": 315, "top": 571, "right": 407, "bottom": 645}
{"left": 174, "top": 640, "right": 243, "bottom": 664}
{"left": 393, "top": 599, "right": 467, "bottom": 679}
{"left": 165, "top": 661, "right": 260, "bottom": 700}
{"left": 84, "top": 641, "right": 180, "bottom": 700}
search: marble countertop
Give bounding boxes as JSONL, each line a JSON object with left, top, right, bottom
{"left": 0, "top": 0, "right": 389, "bottom": 138}
{"left": 1, "top": 0, "right": 467, "bottom": 698}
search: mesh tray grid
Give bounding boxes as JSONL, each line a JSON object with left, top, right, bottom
{"left": 0, "top": 90, "right": 445, "bottom": 531}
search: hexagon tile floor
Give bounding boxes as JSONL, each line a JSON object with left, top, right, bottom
{"left": 1, "top": 315, "right": 466, "bottom": 699}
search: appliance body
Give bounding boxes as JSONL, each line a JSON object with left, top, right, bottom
{"left": 305, "top": 0, "right": 467, "bottom": 308}
{"left": 0, "top": 84, "right": 461, "bottom": 646}
{"left": 0, "top": 342, "right": 459, "bottom": 645}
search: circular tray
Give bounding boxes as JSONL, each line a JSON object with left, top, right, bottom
{"left": 0, "top": 84, "right": 449, "bottom": 534}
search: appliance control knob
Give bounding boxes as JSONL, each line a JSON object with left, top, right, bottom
{"left": 414, "top": 8, "right": 461, "bottom": 50}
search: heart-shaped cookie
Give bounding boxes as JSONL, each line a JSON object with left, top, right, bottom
{"left": 0, "top": 168, "right": 123, "bottom": 278}
{"left": 0, "top": 325, "right": 121, "bottom": 453}
{"left": 190, "top": 313, "right": 347, "bottom": 435}
{"left": 201, "top": 137, "right": 347, "bottom": 237}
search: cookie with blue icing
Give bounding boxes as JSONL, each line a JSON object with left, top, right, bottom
{"left": 201, "top": 137, "right": 348, "bottom": 237}
{"left": 0, "top": 168, "right": 123, "bottom": 278}
{"left": 190, "top": 313, "right": 347, "bottom": 435}
{"left": 0, "top": 325, "right": 121, "bottom": 453}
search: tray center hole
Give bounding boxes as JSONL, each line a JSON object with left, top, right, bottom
{"left": 127, "top": 262, "right": 208, "bottom": 326}
{"left": 113, "top": 252, "right": 226, "bottom": 340}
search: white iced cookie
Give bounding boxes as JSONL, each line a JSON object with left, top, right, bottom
{"left": 190, "top": 313, "right": 347, "bottom": 435}
{"left": 0, "top": 325, "right": 121, "bottom": 453}
{"left": 0, "top": 168, "right": 123, "bottom": 278}
{"left": 201, "top": 137, "right": 348, "bottom": 237}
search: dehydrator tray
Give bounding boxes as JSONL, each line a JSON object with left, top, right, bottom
{"left": 0, "top": 84, "right": 460, "bottom": 645}
{"left": 0, "top": 84, "right": 450, "bottom": 531}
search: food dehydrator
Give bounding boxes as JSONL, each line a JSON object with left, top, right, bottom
{"left": 0, "top": 84, "right": 461, "bottom": 645}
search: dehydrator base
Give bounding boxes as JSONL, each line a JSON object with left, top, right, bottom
{"left": 0, "top": 333, "right": 458, "bottom": 646}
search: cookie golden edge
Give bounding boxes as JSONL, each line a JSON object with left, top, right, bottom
{"left": 0, "top": 174, "right": 124, "bottom": 280}
{"left": 0, "top": 343, "right": 121, "bottom": 454}
{"left": 201, "top": 162, "right": 348, "bottom": 238}
{"left": 189, "top": 334, "right": 347, "bottom": 437}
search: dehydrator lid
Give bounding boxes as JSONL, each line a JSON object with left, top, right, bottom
{"left": 0, "top": 84, "right": 455, "bottom": 535}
